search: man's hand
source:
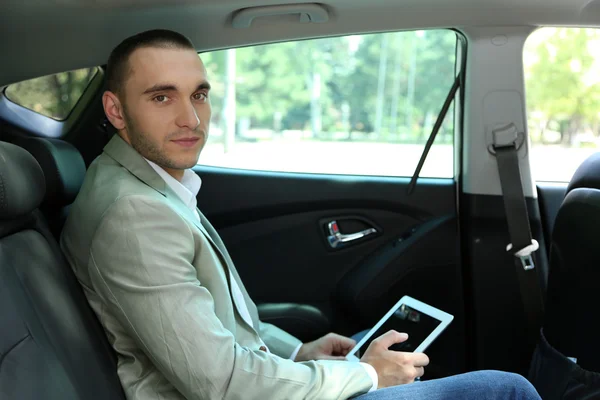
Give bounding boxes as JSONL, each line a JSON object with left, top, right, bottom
{"left": 295, "top": 333, "right": 356, "bottom": 361}
{"left": 360, "top": 330, "right": 429, "bottom": 388}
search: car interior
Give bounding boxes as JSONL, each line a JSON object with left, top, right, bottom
{"left": 1, "top": 0, "right": 600, "bottom": 399}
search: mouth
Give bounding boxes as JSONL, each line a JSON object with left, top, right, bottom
{"left": 171, "top": 137, "right": 201, "bottom": 148}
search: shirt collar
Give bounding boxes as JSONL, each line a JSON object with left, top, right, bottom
{"left": 145, "top": 158, "right": 202, "bottom": 211}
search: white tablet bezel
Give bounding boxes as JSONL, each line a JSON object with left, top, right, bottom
{"left": 346, "top": 295, "right": 453, "bottom": 361}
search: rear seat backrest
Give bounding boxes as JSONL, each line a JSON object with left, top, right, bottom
{"left": 15, "top": 137, "right": 86, "bottom": 238}
{"left": 541, "top": 153, "right": 600, "bottom": 372}
{"left": 0, "top": 141, "right": 125, "bottom": 400}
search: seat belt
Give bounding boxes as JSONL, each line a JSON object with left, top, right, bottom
{"left": 491, "top": 123, "right": 545, "bottom": 352}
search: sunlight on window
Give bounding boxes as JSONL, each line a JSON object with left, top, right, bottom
{"left": 525, "top": 28, "right": 600, "bottom": 182}
{"left": 199, "top": 30, "right": 458, "bottom": 178}
{"left": 5, "top": 67, "right": 98, "bottom": 120}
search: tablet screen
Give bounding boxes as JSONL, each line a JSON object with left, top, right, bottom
{"left": 352, "top": 303, "right": 442, "bottom": 358}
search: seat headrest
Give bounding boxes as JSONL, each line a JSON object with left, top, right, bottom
{"left": 0, "top": 141, "right": 46, "bottom": 219}
{"left": 18, "top": 138, "right": 85, "bottom": 208}
{"left": 567, "top": 152, "right": 600, "bottom": 195}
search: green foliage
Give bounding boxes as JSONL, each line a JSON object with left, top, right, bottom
{"left": 525, "top": 28, "right": 600, "bottom": 146}
{"left": 5, "top": 68, "right": 97, "bottom": 120}
{"left": 203, "top": 30, "right": 458, "bottom": 143}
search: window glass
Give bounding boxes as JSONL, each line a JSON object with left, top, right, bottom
{"left": 4, "top": 67, "right": 98, "bottom": 120}
{"left": 525, "top": 28, "right": 600, "bottom": 182}
{"left": 200, "top": 30, "right": 457, "bottom": 177}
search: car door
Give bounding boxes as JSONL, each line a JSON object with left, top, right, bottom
{"left": 194, "top": 29, "right": 466, "bottom": 380}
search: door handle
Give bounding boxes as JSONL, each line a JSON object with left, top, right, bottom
{"left": 326, "top": 220, "right": 377, "bottom": 249}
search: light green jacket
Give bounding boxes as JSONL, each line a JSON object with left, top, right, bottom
{"left": 60, "top": 134, "right": 372, "bottom": 400}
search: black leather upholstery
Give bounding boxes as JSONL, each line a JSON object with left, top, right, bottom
{"left": 257, "top": 303, "right": 331, "bottom": 342}
{"left": 566, "top": 151, "right": 600, "bottom": 194}
{"left": 541, "top": 152, "right": 600, "bottom": 373}
{"left": 0, "top": 141, "right": 45, "bottom": 219}
{"left": 16, "top": 137, "right": 86, "bottom": 238}
{"left": 0, "top": 141, "right": 125, "bottom": 399}
{"left": 17, "top": 137, "right": 85, "bottom": 208}
{"left": 543, "top": 188, "right": 600, "bottom": 372}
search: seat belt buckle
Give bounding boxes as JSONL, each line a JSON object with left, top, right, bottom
{"left": 506, "top": 239, "right": 539, "bottom": 271}
{"left": 518, "top": 254, "right": 535, "bottom": 271}
{"left": 488, "top": 122, "right": 524, "bottom": 155}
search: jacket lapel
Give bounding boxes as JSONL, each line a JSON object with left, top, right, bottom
{"left": 102, "top": 135, "right": 257, "bottom": 330}
{"left": 103, "top": 134, "right": 167, "bottom": 196}
{"left": 103, "top": 135, "right": 223, "bottom": 255}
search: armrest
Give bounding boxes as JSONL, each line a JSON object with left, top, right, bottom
{"left": 257, "top": 303, "right": 331, "bottom": 342}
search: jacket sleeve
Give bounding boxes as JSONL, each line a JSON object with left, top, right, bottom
{"left": 257, "top": 320, "right": 303, "bottom": 359}
{"left": 88, "top": 195, "right": 373, "bottom": 400}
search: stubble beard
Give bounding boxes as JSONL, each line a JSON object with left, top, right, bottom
{"left": 123, "top": 110, "right": 203, "bottom": 171}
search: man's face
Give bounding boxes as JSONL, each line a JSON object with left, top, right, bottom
{"left": 109, "top": 46, "right": 211, "bottom": 177}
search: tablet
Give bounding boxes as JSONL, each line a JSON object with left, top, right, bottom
{"left": 346, "top": 296, "right": 453, "bottom": 361}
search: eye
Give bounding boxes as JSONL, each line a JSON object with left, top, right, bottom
{"left": 153, "top": 95, "right": 168, "bottom": 103}
{"left": 193, "top": 92, "right": 208, "bottom": 101}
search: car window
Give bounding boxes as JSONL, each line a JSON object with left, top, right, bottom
{"left": 200, "top": 30, "right": 458, "bottom": 178}
{"left": 4, "top": 67, "right": 98, "bottom": 120}
{"left": 524, "top": 27, "right": 600, "bottom": 182}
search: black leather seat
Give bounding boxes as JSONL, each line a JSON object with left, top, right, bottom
{"left": 0, "top": 141, "right": 125, "bottom": 399}
{"left": 541, "top": 152, "right": 600, "bottom": 371}
{"left": 15, "top": 137, "right": 86, "bottom": 238}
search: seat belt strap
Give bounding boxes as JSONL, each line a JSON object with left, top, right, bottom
{"left": 492, "top": 123, "right": 545, "bottom": 348}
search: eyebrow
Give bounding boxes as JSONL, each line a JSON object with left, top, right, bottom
{"left": 142, "top": 81, "right": 211, "bottom": 95}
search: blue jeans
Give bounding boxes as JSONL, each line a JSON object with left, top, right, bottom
{"left": 352, "top": 370, "right": 541, "bottom": 400}
{"left": 349, "top": 331, "right": 541, "bottom": 400}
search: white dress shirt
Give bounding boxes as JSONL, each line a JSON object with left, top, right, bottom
{"left": 145, "top": 159, "right": 377, "bottom": 391}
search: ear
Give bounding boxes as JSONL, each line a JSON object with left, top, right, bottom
{"left": 102, "top": 91, "right": 126, "bottom": 130}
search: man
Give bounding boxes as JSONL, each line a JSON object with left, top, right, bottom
{"left": 61, "top": 29, "right": 541, "bottom": 400}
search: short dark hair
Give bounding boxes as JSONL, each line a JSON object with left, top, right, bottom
{"left": 106, "top": 29, "right": 195, "bottom": 97}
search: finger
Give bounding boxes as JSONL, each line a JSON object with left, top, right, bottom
{"left": 373, "top": 330, "right": 408, "bottom": 348}
{"left": 329, "top": 333, "right": 356, "bottom": 347}
{"left": 335, "top": 345, "right": 355, "bottom": 356}
{"left": 328, "top": 334, "right": 356, "bottom": 355}
{"left": 343, "top": 337, "right": 357, "bottom": 349}
{"left": 339, "top": 337, "right": 357, "bottom": 354}
{"left": 415, "top": 367, "right": 425, "bottom": 378}
{"left": 412, "top": 353, "right": 430, "bottom": 367}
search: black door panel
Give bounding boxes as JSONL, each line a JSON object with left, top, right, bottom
{"left": 336, "top": 215, "right": 457, "bottom": 322}
{"left": 195, "top": 166, "right": 465, "bottom": 378}
{"left": 216, "top": 208, "right": 417, "bottom": 304}
{"left": 195, "top": 166, "right": 456, "bottom": 225}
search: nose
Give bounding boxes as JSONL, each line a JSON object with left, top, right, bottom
{"left": 175, "top": 100, "right": 200, "bottom": 130}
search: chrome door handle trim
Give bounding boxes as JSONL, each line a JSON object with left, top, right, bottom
{"left": 327, "top": 220, "right": 377, "bottom": 248}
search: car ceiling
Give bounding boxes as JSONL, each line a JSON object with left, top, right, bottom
{"left": 0, "top": 0, "right": 599, "bottom": 86}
